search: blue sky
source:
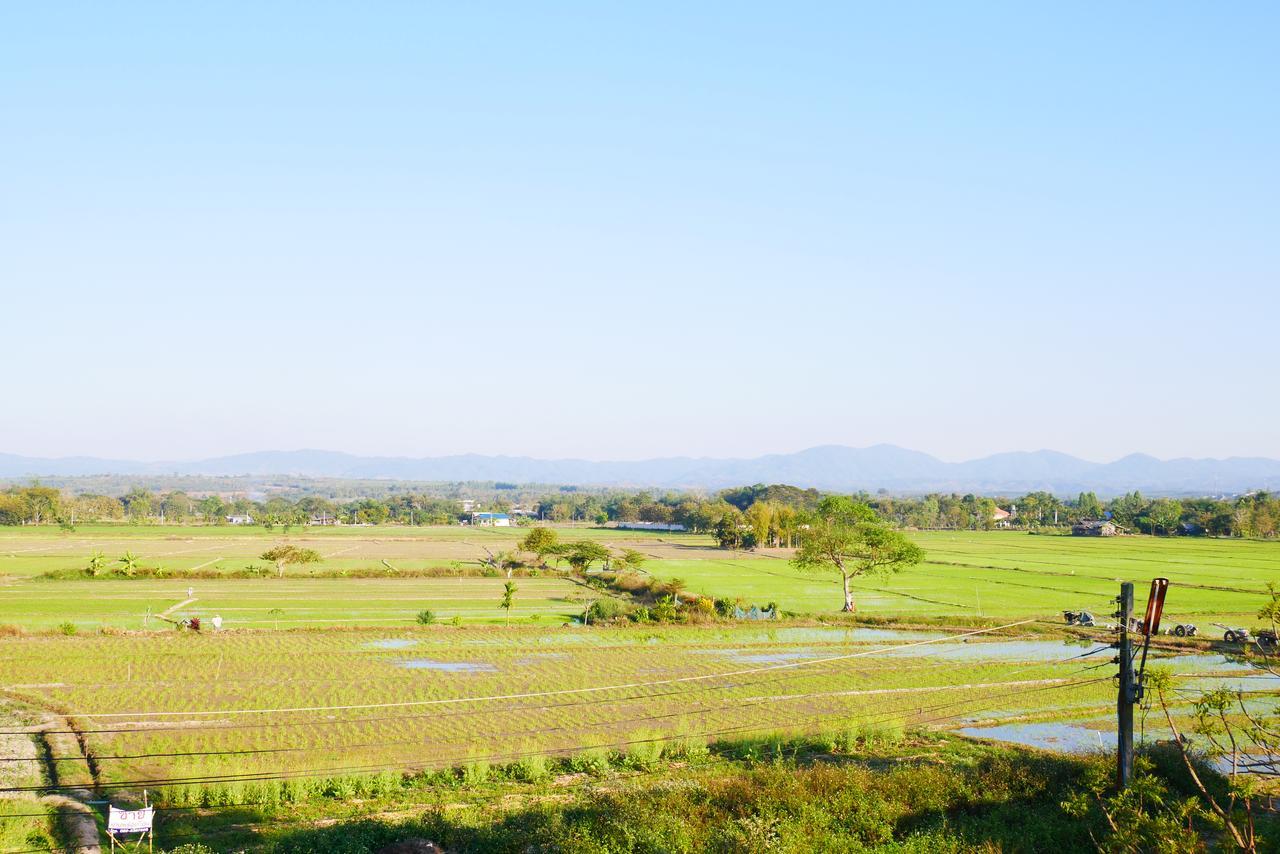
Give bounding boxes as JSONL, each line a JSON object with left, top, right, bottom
{"left": 2, "top": 3, "right": 1277, "bottom": 463}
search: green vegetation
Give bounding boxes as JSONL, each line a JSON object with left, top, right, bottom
{"left": 9, "top": 480, "right": 1280, "bottom": 539}
{"left": 499, "top": 580, "right": 517, "bottom": 626}
{"left": 0, "top": 525, "right": 1277, "bottom": 629}
{"left": 792, "top": 497, "right": 925, "bottom": 612}
{"left": 260, "top": 545, "right": 323, "bottom": 578}
{"left": 161, "top": 737, "right": 1125, "bottom": 852}
{"left": 2, "top": 482, "right": 1279, "bottom": 852}
{"left": 54, "top": 735, "right": 1278, "bottom": 852}
{"left": 0, "top": 623, "right": 1130, "bottom": 801}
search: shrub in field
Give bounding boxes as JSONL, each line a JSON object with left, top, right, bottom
{"left": 461, "top": 757, "right": 490, "bottom": 785}
{"left": 666, "top": 723, "right": 710, "bottom": 760}
{"left": 57, "top": 622, "right": 77, "bottom": 636}
{"left": 365, "top": 771, "right": 403, "bottom": 798}
{"left": 857, "top": 720, "right": 905, "bottom": 747}
{"left": 321, "top": 776, "right": 358, "bottom": 800}
{"left": 585, "top": 598, "right": 627, "bottom": 623}
{"left": 651, "top": 596, "right": 679, "bottom": 622}
{"left": 623, "top": 730, "right": 666, "bottom": 770}
{"left": 416, "top": 610, "right": 436, "bottom": 625}
{"left": 512, "top": 750, "right": 549, "bottom": 782}
{"left": 0, "top": 624, "right": 23, "bottom": 637}
{"left": 568, "top": 743, "right": 611, "bottom": 776}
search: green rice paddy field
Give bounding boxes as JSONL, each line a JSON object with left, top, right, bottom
{"left": 656, "top": 531, "right": 1280, "bottom": 626}
{"left": 1, "top": 625, "right": 1122, "bottom": 819}
{"left": 0, "top": 622, "right": 1255, "bottom": 851}
{"left": 0, "top": 525, "right": 1276, "bottom": 629}
{"left": 2, "top": 525, "right": 1277, "bottom": 850}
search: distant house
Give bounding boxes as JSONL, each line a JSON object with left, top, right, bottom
{"left": 472, "top": 512, "right": 511, "bottom": 527}
{"left": 614, "top": 521, "right": 688, "bottom": 532}
{"left": 1072, "top": 520, "right": 1117, "bottom": 537}
{"left": 225, "top": 515, "right": 254, "bottom": 525}
{"left": 992, "top": 506, "right": 1013, "bottom": 528}
{"left": 309, "top": 514, "right": 339, "bottom": 526}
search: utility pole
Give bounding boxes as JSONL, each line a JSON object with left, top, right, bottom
{"left": 1115, "top": 581, "right": 1135, "bottom": 789}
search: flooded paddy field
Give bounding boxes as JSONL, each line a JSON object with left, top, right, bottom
{"left": 6, "top": 622, "right": 1256, "bottom": 799}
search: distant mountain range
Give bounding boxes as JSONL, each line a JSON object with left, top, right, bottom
{"left": 3, "top": 445, "right": 1280, "bottom": 496}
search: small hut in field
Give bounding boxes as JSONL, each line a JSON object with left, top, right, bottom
{"left": 1072, "top": 519, "right": 1117, "bottom": 537}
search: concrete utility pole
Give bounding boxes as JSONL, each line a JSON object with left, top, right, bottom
{"left": 1115, "top": 582, "right": 1136, "bottom": 789}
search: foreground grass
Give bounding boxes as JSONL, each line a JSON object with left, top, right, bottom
{"left": 138, "top": 734, "right": 1269, "bottom": 853}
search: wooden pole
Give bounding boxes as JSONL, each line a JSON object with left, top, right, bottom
{"left": 1117, "top": 582, "right": 1135, "bottom": 789}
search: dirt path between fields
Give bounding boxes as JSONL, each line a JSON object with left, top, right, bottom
{"left": 42, "top": 791, "right": 100, "bottom": 853}
{"left": 32, "top": 711, "right": 101, "bottom": 853}
{"left": 160, "top": 596, "right": 198, "bottom": 617}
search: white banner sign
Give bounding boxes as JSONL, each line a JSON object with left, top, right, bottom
{"left": 108, "top": 806, "right": 153, "bottom": 833}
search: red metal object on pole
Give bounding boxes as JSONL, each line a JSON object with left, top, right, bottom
{"left": 1143, "top": 577, "right": 1169, "bottom": 637}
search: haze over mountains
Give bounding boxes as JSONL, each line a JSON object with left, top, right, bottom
{"left": 2, "top": 446, "right": 1279, "bottom": 496}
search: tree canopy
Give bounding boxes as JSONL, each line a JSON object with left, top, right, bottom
{"left": 519, "top": 527, "right": 560, "bottom": 563}
{"left": 792, "top": 515, "right": 924, "bottom": 612}
{"left": 261, "top": 545, "right": 323, "bottom": 578}
{"left": 550, "top": 541, "right": 612, "bottom": 573}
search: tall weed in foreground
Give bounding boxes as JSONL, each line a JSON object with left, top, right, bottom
{"left": 623, "top": 729, "right": 666, "bottom": 770}
{"left": 461, "top": 754, "right": 490, "bottom": 786}
{"left": 567, "top": 739, "right": 612, "bottom": 776}
{"left": 511, "top": 745, "right": 549, "bottom": 782}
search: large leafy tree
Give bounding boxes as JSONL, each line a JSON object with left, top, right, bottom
{"left": 550, "top": 541, "right": 611, "bottom": 573}
{"left": 1144, "top": 499, "right": 1184, "bottom": 536}
{"left": 519, "top": 527, "right": 560, "bottom": 565}
{"left": 791, "top": 499, "right": 924, "bottom": 612}
{"left": 261, "top": 545, "right": 322, "bottom": 578}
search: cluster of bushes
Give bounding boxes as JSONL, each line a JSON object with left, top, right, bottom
{"left": 580, "top": 571, "right": 779, "bottom": 625}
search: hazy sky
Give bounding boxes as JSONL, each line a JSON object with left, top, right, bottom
{"left": 2, "top": 3, "right": 1277, "bottom": 463}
